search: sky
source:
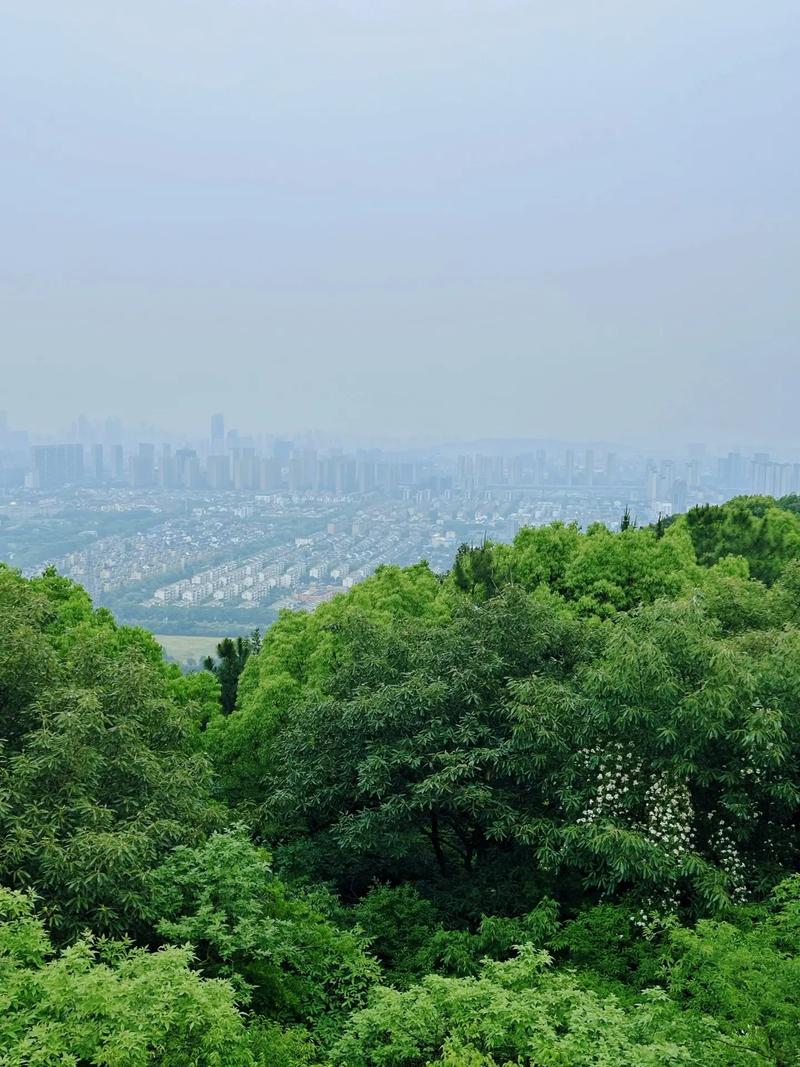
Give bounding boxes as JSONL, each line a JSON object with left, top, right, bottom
{"left": 1, "top": 0, "right": 798, "bottom": 445}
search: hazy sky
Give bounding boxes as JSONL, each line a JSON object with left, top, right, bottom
{"left": 1, "top": 1, "right": 798, "bottom": 443}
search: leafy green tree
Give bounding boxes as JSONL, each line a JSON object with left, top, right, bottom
{"left": 666, "top": 877, "right": 800, "bottom": 1064}
{"left": 559, "top": 522, "right": 699, "bottom": 617}
{"left": 0, "top": 886, "right": 257, "bottom": 1066}
{"left": 552, "top": 597, "right": 800, "bottom": 911}
{"left": 265, "top": 581, "right": 800, "bottom": 912}
{"left": 211, "top": 562, "right": 448, "bottom": 809}
{"left": 147, "top": 829, "right": 380, "bottom": 1035}
{"left": 680, "top": 497, "right": 800, "bottom": 585}
{"left": 330, "top": 946, "right": 737, "bottom": 1067}
{"left": 350, "top": 885, "right": 558, "bottom": 985}
{"left": 0, "top": 565, "right": 223, "bottom": 938}
{"left": 492, "top": 521, "right": 581, "bottom": 595}
{"left": 265, "top": 588, "right": 588, "bottom": 886}
{"left": 204, "top": 632, "right": 260, "bottom": 714}
{"left": 451, "top": 541, "right": 505, "bottom": 600}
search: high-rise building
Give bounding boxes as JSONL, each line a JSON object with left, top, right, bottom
{"left": 92, "top": 444, "right": 104, "bottom": 484}
{"left": 719, "top": 452, "right": 747, "bottom": 488}
{"left": 159, "top": 444, "right": 175, "bottom": 488}
{"left": 672, "top": 479, "right": 688, "bottom": 514}
{"left": 129, "top": 443, "right": 156, "bottom": 488}
{"left": 259, "top": 457, "right": 283, "bottom": 491}
{"left": 605, "top": 452, "right": 618, "bottom": 484}
{"left": 32, "top": 444, "right": 84, "bottom": 488}
{"left": 210, "top": 413, "right": 225, "bottom": 448}
{"left": 111, "top": 444, "right": 124, "bottom": 481}
{"left": 232, "top": 448, "right": 256, "bottom": 490}
{"left": 207, "top": 454, "right": 231, "bottom": 489}
{"left": 535, "top": 449, "right": 546, "bottom": 486}
{"left": 176, "top": 448, "right": 200, "bottom": 488}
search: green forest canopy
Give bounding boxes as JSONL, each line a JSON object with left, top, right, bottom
{"left": 2, "top": 495, "right": 800, "bottom": 1065}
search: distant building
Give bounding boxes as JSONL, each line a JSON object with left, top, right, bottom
{"left": 111, "top": 444, "right": 125, "bottom": 481}
{"left": 565, "top": 450, "right": 574, "bottom": 486}
{"left": 672, "top": 479, "right": 688, "bottom": 514}
{"left": 32, "top": 444, "right": 84, "bottom": 488}
{"left": 92, "top": 443, "right": 104, "bottom": 485}
{"left": 129, "top": 443, "right": 156, "bottom": 488}
{"left": 605, "top": 452, "right": 618, "bottom": 484}
{"left": 207, "top": 454, "right": 231, "bottom": 490}
{"left": 210, "top": 413, "right": 225, "bottom": 449}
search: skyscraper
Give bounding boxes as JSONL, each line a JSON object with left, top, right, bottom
{"left": 32, "top": 445, "right": 84, "bottom": 488}
{"left": 605, "top": 452, "right": 618, "bottom": 484}
{"left": 92, "top": 443, "right": 104, "bottom": 485}
{"left": 210, "top": 413, "right": 225, "bottom": 449}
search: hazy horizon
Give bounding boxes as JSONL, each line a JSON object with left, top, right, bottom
{"left": 2, "top": 1, "right": 798, "bottom": 443}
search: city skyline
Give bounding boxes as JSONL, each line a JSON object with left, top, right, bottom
{"left": 1, "top": 407, "right": 798, "bottom": 461}
{"left": 4, "top": 404, "right": 799, "bottom": 648}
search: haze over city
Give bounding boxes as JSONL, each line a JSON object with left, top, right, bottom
{"left": 4, "top": 3, "right": 800, "bottom": 1062}
{"left": 2, "top": 1, "right": 799, "bottom": 443}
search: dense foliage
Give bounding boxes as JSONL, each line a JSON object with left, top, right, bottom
{"left": 2, "top": 495, "right": 800, "bottom": 1064}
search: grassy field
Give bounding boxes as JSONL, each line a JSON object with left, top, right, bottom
{"left": 155, "top": 634, "right": 224, "bottom": 664}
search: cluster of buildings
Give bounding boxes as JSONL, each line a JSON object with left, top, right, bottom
{"left": 3, "top": 410, "right": 799, "bottom": 635}
{"left": 26, "top": 508, "right": 285, "bottom": 601}
{"left": 148, "top": 504, "right": 454, "bottom": 612}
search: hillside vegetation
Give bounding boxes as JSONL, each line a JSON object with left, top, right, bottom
{"left": 2, "top": 495, "right": 800, "bottom": 1065}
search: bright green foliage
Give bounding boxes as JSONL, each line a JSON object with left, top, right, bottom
{"left": 3, "top": 496, "right": 800, "bottom": 1066}
{"left": 465, "top": 521, "right": 699, "bottom": 618}
{"left": 330, "top": 947, "right": 735, "bottom": 1067}
{"left": 0, "top": 564, "right": 223, "bottom": 938}
{"left": 212, "top": 562, "right": 447, "bottom": 807}
{"left": 147, "top": 830, "right": 380, "bottom": 1033}
{"left": 680, "top": 497, "right": 800, "bottom": 584}
{"left": 264, "top": 583, "right": 800, "bottom": 910}
{"left": 492, "top": 521, "right": 582, "bottom": 594}
{"left": 0, "top": 886, "right": 257, "bottom": 1066}
{"left": 559, "top": 522, "right": 700, "bottom": 617}
{"left": 267, "top": 589, "right": 588, "bottom": 885}
{"left": 666, "top": 877, "right": 800, "bottom": 1064}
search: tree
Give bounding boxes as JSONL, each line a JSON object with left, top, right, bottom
{"left": 0, "top": 565, "right": 223, "bottom": 939}
{"left": 211, "top": 562, "right": 448, "bottom": 809}
{"left": 147, "top": 830, "right": 380, "bottom": 1034}
{"left": 680, "top": 497, "right": 800, "bottom": 585}
{"left": 330, "top": 946, "right": 735, "bottom": 1067}
{"left": 264, "top": 581, "right": 800, "bottom": 913}
{"left": 0, "top": 886, "right": 257, "bottom": 1066}
{"left": 666, "top": 877, "right": 800, "bottom": 1064}
{"left": 265, "top": 589, "right": 588, "bottom": 887}
{"left": 204, "top": 632, "right": 260, "bottom": 714}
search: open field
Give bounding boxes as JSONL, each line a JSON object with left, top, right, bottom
{"left": 154, "top": 634, "right": 224, "bottom": 663}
